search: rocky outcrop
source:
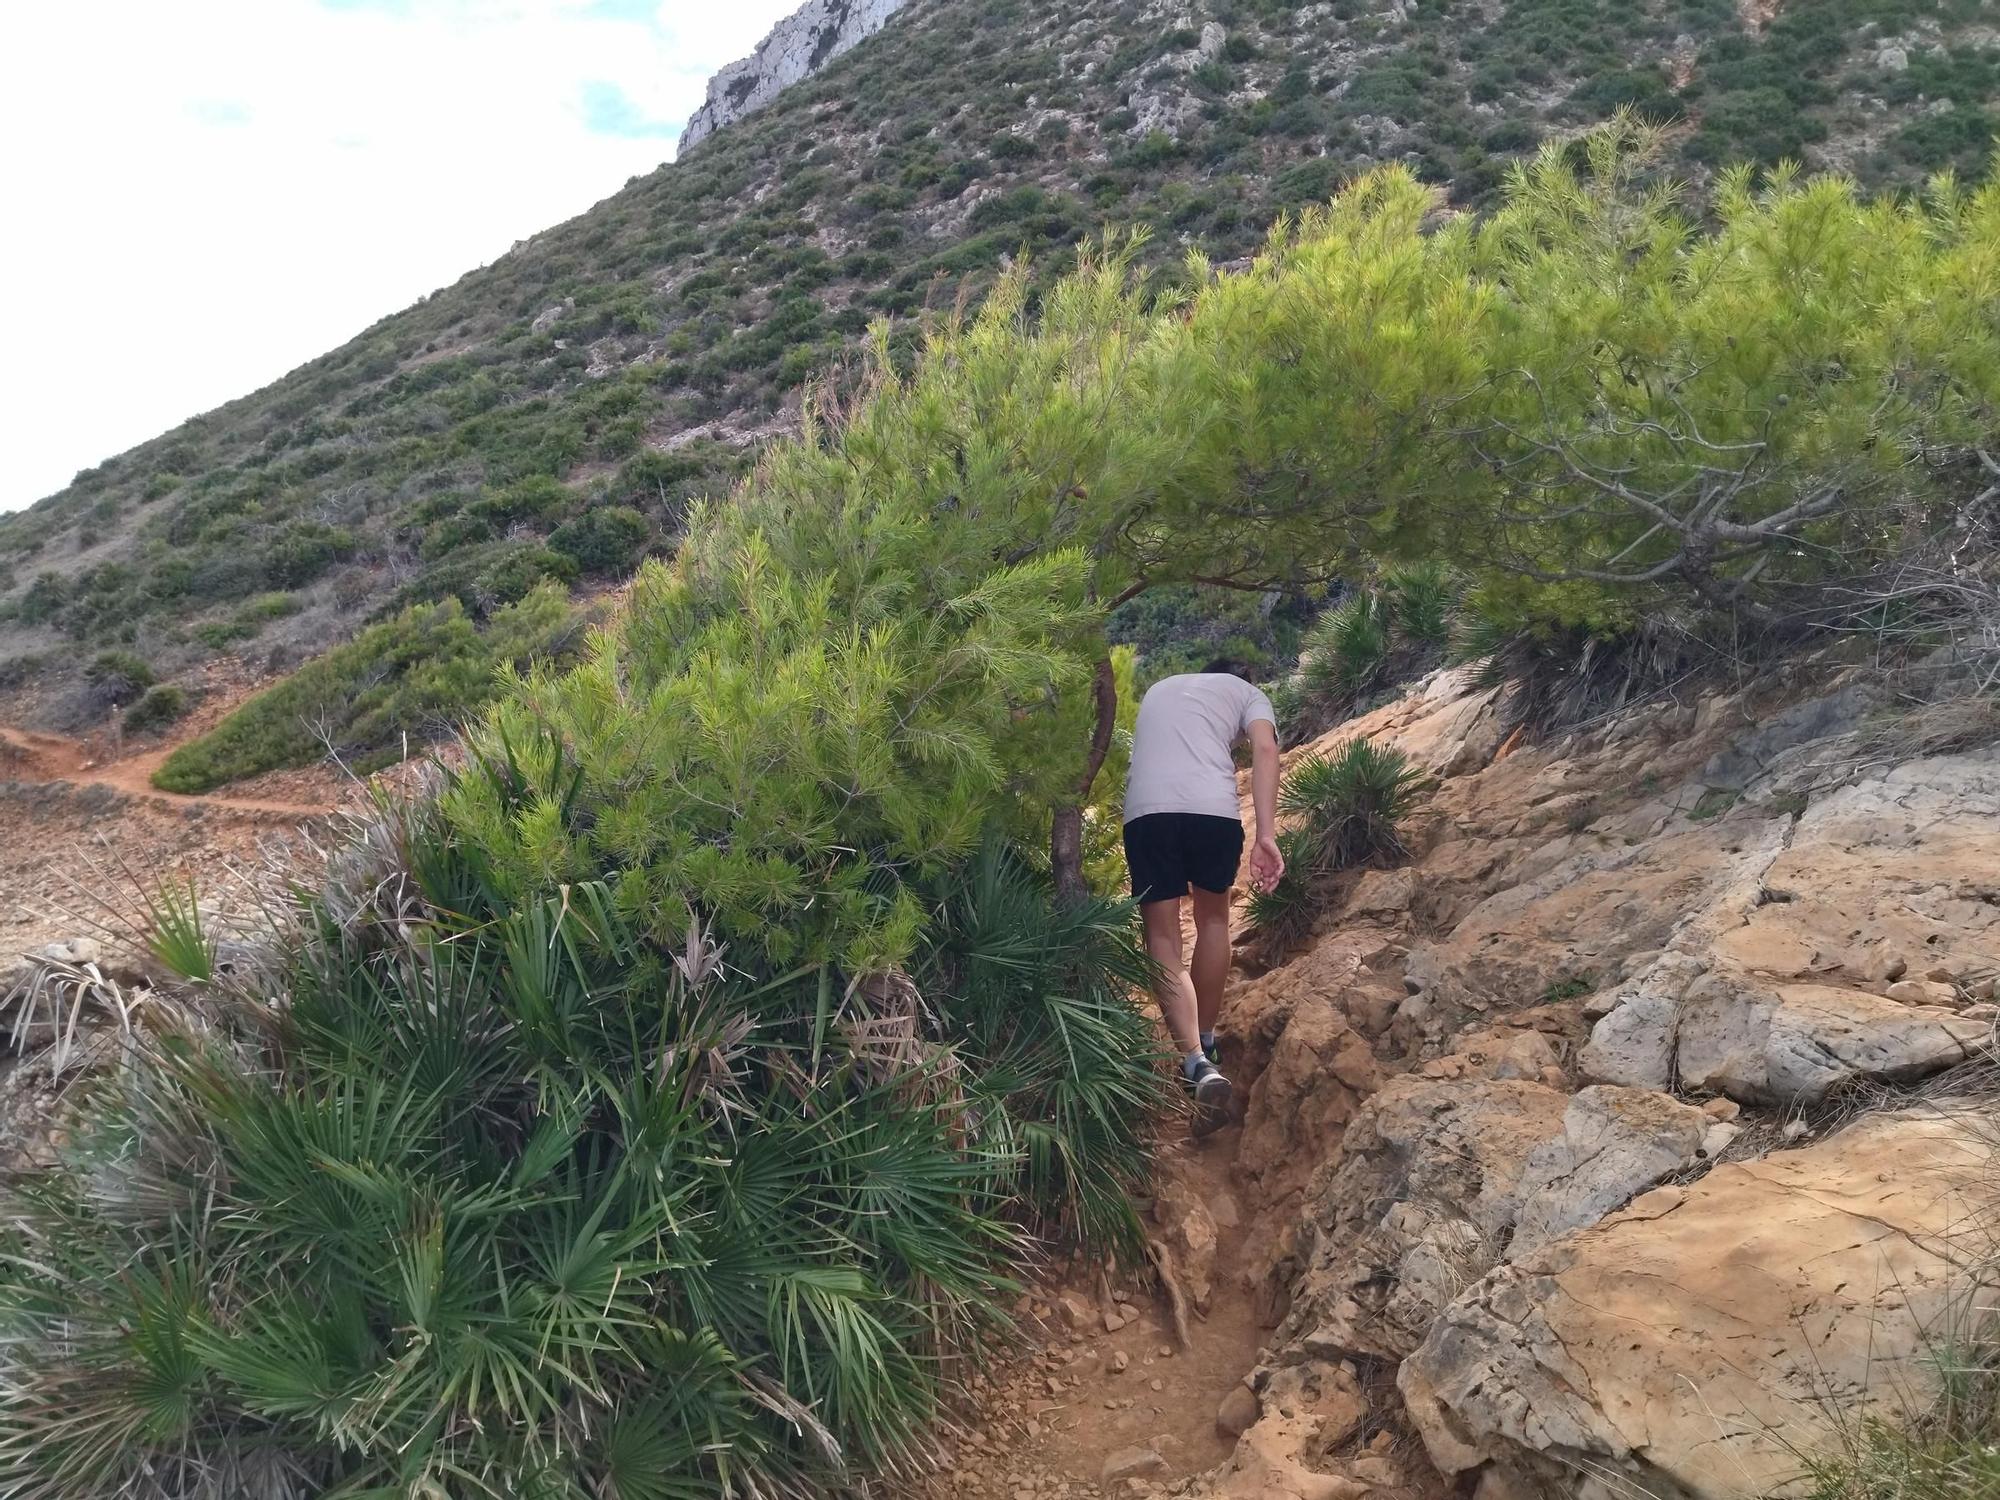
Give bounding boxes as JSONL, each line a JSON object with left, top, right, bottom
{"left": 1273, "top": 1077, "right": 1570, "bottom": 1357}
{"left": 1273, "top": 1077, "right": 1712, "bottom": 1364}
{"left": 1674, "top": 972, "right": 1986, "bottom": 1103}
{"left": 1221, "top": 927, "right": 1396, "bottom": 1211}
{"left": 679, "top": 0, "right": 908, "bottom": 153}
{"left": 1507, "top": 1085, "right": 1709, "bottom": 1258}
{"left": 1400, "top": 1109, "right": 1995, "bottom": 1498}
{"left": 1191, "top": 665, "right": 2000, "bottom": 1500}
{"left": 1581, "top": 746, "right": 2000, "bottom": 1102}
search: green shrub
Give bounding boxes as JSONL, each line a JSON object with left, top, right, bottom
{"left": 0, "top": 822, "right": 1165, "bottom": 1497}
{"left": 122, "top": 684, "right": 193, "bottom": 735}
{"left": 1280, "top": 736, "right": 1425, "bottom": 870}
{"left": 1382, "top": 561, "right": 1456, "bottom": 647}
{"left": 0, "top": 653, "right": 48, "bottom": 689}
{"left": 1297, "top": 592, "right": 1390, "bottom": 709}
{"left": 1243, "top": 828, "right": 1319, "bottom": 949}
{"left": 548, "top": 505, "right": 651, "bottom": 575}
{"left": 153, "top": 586, "right": 581, "bottom": 792}
{"left": 87, "top": 650, "right": 154, "bottom": 697}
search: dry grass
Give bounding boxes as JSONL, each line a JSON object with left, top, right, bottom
{"left": 1781, "top": 1067, "right": 2000, "bottom": 1500}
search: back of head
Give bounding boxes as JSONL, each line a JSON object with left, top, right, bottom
{"left": 1201, "top": 656, "right": 1256, "bottom": 683}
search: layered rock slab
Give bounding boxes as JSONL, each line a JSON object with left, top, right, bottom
{"left": 1272, "top": 1077, "right": 1707, "bottom": 1360}
{"left": 1400, "top": 1109, "right": 1995, "bottom": 1498}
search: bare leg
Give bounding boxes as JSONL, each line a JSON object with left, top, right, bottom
{"left": 1141, "top": 897, "right": 1203, "bottom": 1057}
{"left": 1189, "top": 885, "right": 1233, "bottom": 1037}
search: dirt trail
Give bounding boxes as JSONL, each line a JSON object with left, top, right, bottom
{"left": 925, "top": 1122, "right": 1270, "bottom": 1500}
{"left": 0, "top": 725, "right": 333, "bottom": 820}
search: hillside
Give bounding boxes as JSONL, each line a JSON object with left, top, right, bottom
{"left": 3, "top": 75, "right": 1998, "bottom": 1491}
{"left": 3, "top": 0, "right": 1996, "bottom": 720}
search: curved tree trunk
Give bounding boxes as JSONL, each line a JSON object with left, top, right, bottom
{"left": 1052, "top": 656, "right": 1118, "bottom": 905}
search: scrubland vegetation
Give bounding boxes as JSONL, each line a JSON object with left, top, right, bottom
{"left": 2, "top": 121, "right": 1999, "bottom": 1496}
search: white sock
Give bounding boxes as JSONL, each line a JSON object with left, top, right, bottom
{"left": 1183, "top": 1049, "right": 1209, "bottom": 1079}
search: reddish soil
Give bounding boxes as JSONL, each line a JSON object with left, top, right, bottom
{"left": 921, "top": 1122, "right": 1270, "bottom": 1500}
{"left": 0, "top": 694, "right": 360, "bottom": 968}
{"left": 0, "top": 725, "right": 333, "bottom": 819}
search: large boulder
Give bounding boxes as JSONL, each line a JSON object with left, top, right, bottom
{"left": 1675, "top": 972, "right": 1987, "bottom": 1104}
{"left": 1577, "top": 952, "right": 1707, "bottom": 1089}
{"left": 1586, "top": 962, "right": 1987, "bottom": 1105}
{"left": 1273, "top": 1078, "right": 1570, "bottom": 1358}
{"left": 1399, "top": 1109, "right": 1995, "bottom": 1498}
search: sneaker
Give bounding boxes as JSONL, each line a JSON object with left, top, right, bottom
{"left": 1204, "top": 1038, "right": 1221, "bottom": 1067}
{"left": 1187, "top": 1057, "right": 1232, "bottom": 1138}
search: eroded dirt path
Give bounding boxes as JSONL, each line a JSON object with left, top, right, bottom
{"left": 925, "top": 1122, "right": 1271, "bottom": 1500}
{"left": 0, "top": 725, "right": 333, "bottom": 819}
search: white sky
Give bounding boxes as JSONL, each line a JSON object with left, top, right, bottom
{"left": 0, "top": 0, "right": 801, "bottom": 512}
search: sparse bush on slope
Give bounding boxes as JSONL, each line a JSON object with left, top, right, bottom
{"left": 1282, "top": 737, "right": 1427, "bottom": 872}
{"left": 121, "top": 683, "right": 193, "bottom": 735}
{"left": 153, "top": 585, "right": 583, "bottom": 792}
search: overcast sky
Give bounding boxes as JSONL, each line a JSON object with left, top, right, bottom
{"left": 0, "top": 0, "right": 802, "bottom": 512}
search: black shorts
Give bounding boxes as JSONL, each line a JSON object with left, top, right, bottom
{"left": 1123, "top": 813, "right": 1245, "bottom": 905}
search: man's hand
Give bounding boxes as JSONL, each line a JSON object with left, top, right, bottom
{"left": 1249, "top": 833, "right": 1285, "bottom": 893}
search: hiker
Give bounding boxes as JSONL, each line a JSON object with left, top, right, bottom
{"left": 1122, "top": 657, "right": 1283, "bottom": 1131}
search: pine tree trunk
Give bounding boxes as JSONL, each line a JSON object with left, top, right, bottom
{"left": 1052, "top": 656, "right": 1118, "bottom": 905}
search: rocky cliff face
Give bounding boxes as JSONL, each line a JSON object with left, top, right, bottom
{"left": 1183, "top": 662, "right": 2000, "bottom": 1499}
{"left": 678, "top": 0, "right": 908, "bottom": 153}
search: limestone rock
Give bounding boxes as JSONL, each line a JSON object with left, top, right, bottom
{"left": 1233, "top": 988, "right": 1381, "bottom": 1215}
{"left": 1402, "top": 817, "right": 1790, "bottom": 1018}
{"left": 1676, "top": 971, "right": 1986, "bottom": 1104}
{"left": 1400, "top": 1110, "right": 1994, "bottom": 1498}
{"left": 1887, "top": 978, "right": 1957, "bottom": 1006}
{"left": 1056, "top": 1290, "right": 1095, "bottom": 1329}
{"left": 1102, "top": 1446, "right": 1167, "bottom": 1483}
{"left": 1198, "top": 21, "right": 1227, "bottom": 58}
{"left": 1276, "top": 1077, "right": 1568, "bottom": 1361}
{"left": 1152, "top": 1160, "right": 1220, "bottom": 1314}
{"left": 1258, "top": 1360, "right": 1369, "bottom": 1450}
{"left": 1578, "top": 951, "right": 1707, "bottom": 1088}
{"left": 1128, "top": 87, "right": 1201, "bottom": 139}
{"left": 1193, "top": 1362, "right": 1370, "bottom": 1499}
{"left": 1509, "top": 1086, "right": 1708, "bottom": 1259}
{"left": 1345, "top": 867, "right": 1416, "bottom": 919}
{"left": 1698, "top": 685, "right": 1878, "bottom": 791}
{"left": 680, "top": 0, "right": 908, "bottom": 152}
{"left": 1419, "top": 1024, "right": 1563, "bottom": 1084}
{"left": 1216, "top": 1383, "right": 1260, "bottom": 1438}
{"left": 1218, "top": 927, "right": 1398, "bottom": 1107}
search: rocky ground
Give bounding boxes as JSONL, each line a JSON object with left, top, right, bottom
{"left": 927, "top": 655, "right": 2000, "bottom": 1500}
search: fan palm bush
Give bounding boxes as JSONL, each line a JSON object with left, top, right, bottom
{"left": 1289, "top": 592, "right": 1391, "bottom": 730}
{"left": 1382, "top": 561, "right": 1457, "bottom": 649}
{"left": 1280, "top": 736, "right": 1426, "bottom": 870}
{"left": 1243, "top": 828, "right": 1319, "bottom": 951}
{"left": 0, "top": 789, "right": 1169, "bottom": 1499}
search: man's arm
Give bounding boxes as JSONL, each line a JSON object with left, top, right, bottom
{"left": 1247, "top": 719, "right": 1285, "bottom": 892}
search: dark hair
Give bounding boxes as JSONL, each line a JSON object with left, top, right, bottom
{"left": 1202, "top": 657, "right": 1256, "bottom": 681}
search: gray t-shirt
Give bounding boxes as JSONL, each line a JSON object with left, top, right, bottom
{"left": 1123, "top": 672, "right": 1276, "bottom": 823}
